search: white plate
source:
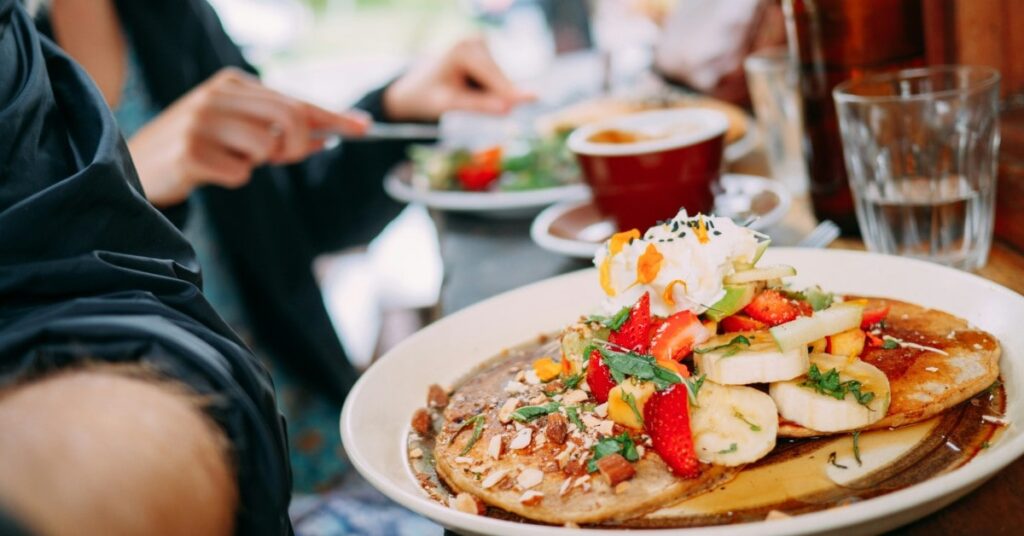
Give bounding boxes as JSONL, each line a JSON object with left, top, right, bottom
{"left": 530, "top": 174, "right": 792, "bottom": 259}
{"left": 384, "top": 162, "right": 591, "bottom": 216}
{"left": 341, "top": 248, "right": 1024, "bottom": 535}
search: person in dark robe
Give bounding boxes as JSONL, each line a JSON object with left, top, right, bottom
{"left": 0, "top": 0, "right": 290, "bottom": 534}
{"left": 30, "top": 0, "right": 530, "bottom": 491}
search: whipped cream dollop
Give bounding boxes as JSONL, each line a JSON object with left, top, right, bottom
{"left": 593, "top": 210, "right": 762, "bottom": 317}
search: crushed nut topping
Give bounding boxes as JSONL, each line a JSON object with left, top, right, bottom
{"left": 481, "top": 468, "right": 509, "bottom": 489}
{"left": 498, "top": 398, "right": 520, "bottom": 424}
{"left": 427, "top": 384, "right": 449, "bottom": 408}
{"left": 411, "top": 408, "right": 431, "bottom": 436}
{"left": 519, "top": 490, "right": 544, "bottom": 506}
{"left": 517, "top": 468, "right": 544, "bottom": 489}
{"left": 596, "top": 453, "right": 636, "bottom": 487}
{"left": 509, "top": 427, "right": 533, "bottom": 450}
{"left": 561, "top": 389, "right": 588, "bottom": 405}
{"left": 545, "top": 413, "right": 569, "bottom": 445}
{"left": 487, "top": 435, "right": 504, "bottom": 460}
{"left": 451, "top": 492, "right": 485, "bottom": 515}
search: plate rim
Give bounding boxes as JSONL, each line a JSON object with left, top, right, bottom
{"left": 341, "top": 248, "right": 1024, "bottom": 535}
{"left": 529, "top": 174, "right": 792, "bottom": 259}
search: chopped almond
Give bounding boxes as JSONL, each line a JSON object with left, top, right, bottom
{"left": 487, "top": 435, "right": 504, "bottom": 460}
{"left": 450, "top": 492, "right": 485, "bottom": 515}
{"left": 409, "top": 447, "right": 423, "bottom": 459}
{"left": 596, "top": 453, "right": 636, "bottom": 487}
{"left": 559, "top": 477, "right": 574, "bottom": 496}
{"left": 481, "top": 468, "right": 509, "bottom": 489}
{"left": 561, "top": 389, "right": 588, "bottom": 405}
{"left": 509, "top": 428, "right": 533, "bottom": 450}
{"left": 545, "top": 413, "right": 569, "bottom": 445}
{"left": 563, "top": 458, "right": 586, "bottom": 477}
{"left": 427, "top": 384, "right": 449, "bottom": 408}
{"left": 518, "top": 490, "right": 544, "bottom": 506}
{"left": 411, "top": 408, "right": 431, "bottom": 436}
{"left": 517, "top": 468, "right": 545, "bottom": 489}
{"left": 498, "top": 398, "right": 520, "bottom": 423}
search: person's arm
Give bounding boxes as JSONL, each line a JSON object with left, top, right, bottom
{"left": 0, "top": 369, "right": 236, "bottom": 536}
{"left": 286, "top": 37, "right": 535, "bottom": 254}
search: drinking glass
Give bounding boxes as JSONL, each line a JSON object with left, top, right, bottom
{"left": 744, "top": 47, "right": 808, "bottom": 195}
{"left": 833, "top": 66, "right": 1000, "bottom": 270}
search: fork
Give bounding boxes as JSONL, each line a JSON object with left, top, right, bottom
{"left": 796, "top": 220, "right": 841, "bottom": 248}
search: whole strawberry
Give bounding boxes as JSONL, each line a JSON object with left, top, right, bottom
{"left": 643, "top": 384, "right": 700, "bottom": 478}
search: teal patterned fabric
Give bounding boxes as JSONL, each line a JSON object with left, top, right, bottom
{"left": 113, "top": 41, "right": 440, "bottom": 533}
{"left": 113, "top": 43, "right": 348, "bottom": 493}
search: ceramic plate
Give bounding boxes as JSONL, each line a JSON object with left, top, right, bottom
{"left": 341, "top": 248, "right": 1024, "bottom": 535}
{"left": 530, "top": 174, "right": 792, "bottom": 258}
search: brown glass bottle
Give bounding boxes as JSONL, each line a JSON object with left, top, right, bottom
{"left": 783, "top": 0, "right": 925, "bottom": 236}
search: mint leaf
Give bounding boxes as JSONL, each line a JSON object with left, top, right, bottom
{"left": 511, "top": 402, "right": 560, "bottom": 422}
{"left": 587, "top": 306, "right": 631, "bottom": 330}
{"left": 683, "top": 374, "right": 706, "bottom": 406}
{"left": 623, "top": 391, "right": 644, "bottom": 426}
{"left": 456, "top": 415, "right": 486, "bottom": 455}
{"left": 800, "top": 365, "right": 876, "bottom": 406}
{"left": 586, "top": 432, "right": 639, "bottom": 472}
{"left": 852, "top": 431, "right": 862, "bottom": 466}
{"left": 597, "top": 347, "right": 682, "bottom": 390}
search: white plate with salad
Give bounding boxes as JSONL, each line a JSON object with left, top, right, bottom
{"left": 384, "top": 125, "right": 588, "bottom": 215}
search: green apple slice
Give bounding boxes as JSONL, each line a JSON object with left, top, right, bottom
{"left": 770, "top": 303, "right": 864, "bottom": 351}
{"left": 724, "top": 265, "right": 797, "bottom": 285}
{"left": 705, "top": 284, "right": 757, "bottom": 321}
{"left": 752, "top": 239, "right": 771, "bottom": 264}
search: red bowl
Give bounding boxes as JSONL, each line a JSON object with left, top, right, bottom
{"left": 567, "top": 108, "right": 728, "bottom": 231}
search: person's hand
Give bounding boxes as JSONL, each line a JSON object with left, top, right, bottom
{"left": 127, "top": 67, "right": 370, "bottom": 207}
{"left": 383, "top": 37, "right": 534, "bottom": 122}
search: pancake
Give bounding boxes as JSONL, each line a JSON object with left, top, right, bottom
{"left": 434, "top": 346, "right": 739, "bottom": 525}
{"left": 779, "top": 296, "right": 1001, "bottom": 438}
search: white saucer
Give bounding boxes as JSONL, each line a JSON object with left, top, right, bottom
{"left": 530, "top": 174, "right": 792, "bottom": 259}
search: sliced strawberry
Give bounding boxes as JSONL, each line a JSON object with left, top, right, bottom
{"left": 609, "top": 292, "right": 652, "bottom": 353}
{"left": 865, "top": 332, "right": 884, "bottom": 348}
{"left": 720, "top": 314, "right": 767, "bottom": 333}
{"left": 643, "top": 384, "right": 700, "bottom": 478}
{"left": 651, "top": 311, "right": 709, "bottom": 362}
{"left": 742, "top": 290, "right": 809, "bottom": 327}
{"left": 585, "top": 349, "right": 616, "bottom": 403}
{"left": 860, "top": 305, "right": 890, "bottom": 329}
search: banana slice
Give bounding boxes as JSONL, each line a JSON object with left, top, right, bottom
{"left": 690, "top": 381, "right": 778, "bottom": 466}
{"left": 694, "top": 331, "right": 809, "bottom": 385}
{"left": 769, "top": 353, "right": 891, "bottom": 433}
